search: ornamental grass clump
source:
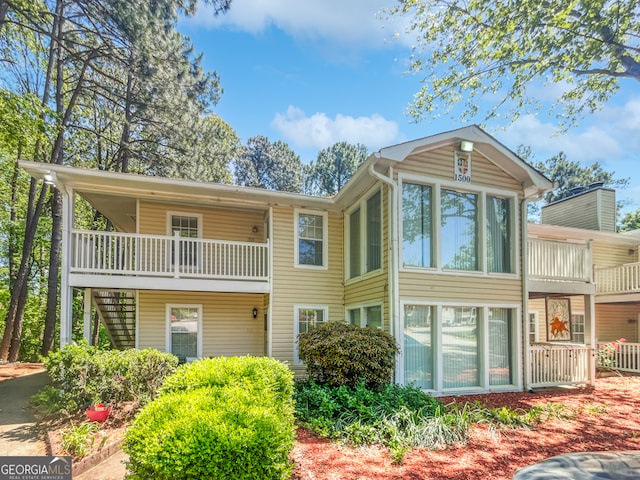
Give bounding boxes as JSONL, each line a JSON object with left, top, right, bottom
{"left": 124, "top": 356, "right": 295, "bottom": 480}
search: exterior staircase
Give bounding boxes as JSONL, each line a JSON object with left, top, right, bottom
{"left": 92, "top": 290, "right": 136, "bottom": 349}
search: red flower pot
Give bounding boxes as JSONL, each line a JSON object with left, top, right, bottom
{"left": 86, "top": 403, "right": 111, "bottom": 422}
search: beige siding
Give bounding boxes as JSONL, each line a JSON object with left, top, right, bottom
{"left": 269, "top": 206, "right": 344, "bottom": 373}
{"left": 138, "top": 200, "right": 267, "bottom": 242}
{"left": 595, "top": 304, "right": 640, "bottom": 343}
{"left": 592, "top": 241, "right": 636, "bottom": 268}
{"left": 138, "top": 290, "right": 265, "bottom": 357}
{"left": 541, "top": 188, "right": 616, "bottom": 232}
{"left": 396, "top": 145, "right": 522, "bottom": 191}
{"left": 400, "top": 273, "right": 522, "bottom": 304}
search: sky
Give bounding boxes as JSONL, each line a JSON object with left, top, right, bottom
{"left": 177, "top": 0, "right": 640, "bottom": 214}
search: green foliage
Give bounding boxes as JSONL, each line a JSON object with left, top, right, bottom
{"left": 60, "top": 421, "right": 102, "bottom": 459}
{"left": 125, "top": 357, "right": 295, "bottom": 480}
{"left": 619, "top": 209, "right": 640, "bottom": 232}
{"left": 294, "top": 381, "right": 466, "bottom": 461}
{"left": 234, "top": 135, "right": 303, "bottom": 192}
{"left": 390, "top": 0, "right": 639, "bottom": 126}
{"left": 595, "top": 338, "right": 626, "bottom": 370}
{"left": 298, "top": 322, "right": 399, "bottom": 388}
{"left": 44, "top": 344, "right": 178, "bottom": 411}
{"left": 305, "top": 142, "right": 368, "bottom": 196}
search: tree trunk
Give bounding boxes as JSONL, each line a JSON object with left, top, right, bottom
{"left": 40, "top": 189, "right": 62, "bottom": 356}
{"left": 91, "top": 310, "right": 100, "bottom": 346}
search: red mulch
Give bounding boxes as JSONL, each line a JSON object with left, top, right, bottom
{"left": 291, "top": 375, "right": 640, "bottom": 480}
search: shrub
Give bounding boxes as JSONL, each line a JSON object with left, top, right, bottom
{"left": 125, "top": 357, "right": 296, "bottom": 480}
{"left": 160, "top": 355, "right": 293, "bottom": 404}
{"left": 44, "top": 344, "right": 178, "bottom": 411}
{"left": 298, "top": 322, "right": 399, "bottom": 388}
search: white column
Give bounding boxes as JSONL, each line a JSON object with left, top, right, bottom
{"left": 585, "top": 293, "right": 596, "bottom": 385}
{"left": 83, "top": 288, "right": 92, "bottom": 343}
{"left": 60, "top": 186, "right": 74, "bottom": 347}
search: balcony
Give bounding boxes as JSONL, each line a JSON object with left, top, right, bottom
{"left": 70, "top": 230, "right": 269, "bottom": 291}
{"left": 594, "top": 263, "right": 640, "bottom": 295}
{"left": 527, "top": 238, "right": 592, "bottom": 284}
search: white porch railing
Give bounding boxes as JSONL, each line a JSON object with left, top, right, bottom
{"left": 597, "top": 342, "right": 640, "bottom": 373}
{"left": 594, "top": 263, "right": 640, "bottom": 294}
{"left": 72, "top": 230, "right": 269, "bottom": 281}
{"left": 529, "top": 344, "right": 592, "bottom": 388}
{"left": 528, "top": 238, "right": 592, "bottom": 283}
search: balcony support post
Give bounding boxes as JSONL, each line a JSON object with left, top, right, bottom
{"left": 83, "top": 288, "right": 92, "bottom": 343}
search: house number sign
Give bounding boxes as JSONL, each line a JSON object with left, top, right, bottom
{"left": 454, "top": 151, "right": 471, "bottom": 183}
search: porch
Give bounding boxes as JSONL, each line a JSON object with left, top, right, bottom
{"left": 529, "top": 344, "right": 593, "bottom": 389}
{"left": 70, "top": 230, "right": 270, "bottom": 292}
{"left": 597, "top": 341, "right": 640, "bottom": 374}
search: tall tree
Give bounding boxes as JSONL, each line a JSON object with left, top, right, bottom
{"left": 234, "top": 136, "right": 303, "bottom": 193}
{"left": 307, "top": 142, "right": 368, "bottom": 196}
{"left": 619, "top": 209, "right": 640, "bottom": 232}
{"left": 391, "top": 0, "right": 639, "bottom": 126}
{"left": 0, "top": 0, "right": 233, "bottom": 359}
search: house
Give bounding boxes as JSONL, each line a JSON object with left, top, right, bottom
{"left": 25, "top": 124, "right": 638, "bottom": 396}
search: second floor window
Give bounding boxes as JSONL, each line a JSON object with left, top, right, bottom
{"left": 296, "top": 211, "right": 327, "bottom": 267}
{"left": 169, "top": 213, "right": 201, "bottom": 267}
{"left": 348, "top": 189, "right": 382, "bottom": 278}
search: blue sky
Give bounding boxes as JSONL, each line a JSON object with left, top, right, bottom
{"left": 178, "top": 0, "right": 640, "bottom": 213}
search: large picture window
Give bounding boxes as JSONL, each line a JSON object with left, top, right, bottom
{"left": 401, "top": 179, "right": 515, "bottom": 275}
{"left": 402, "top": 303, "right": 517, "bottom": 393}
{"left": 296, "top": 211, "right": 327, "bottom": 267}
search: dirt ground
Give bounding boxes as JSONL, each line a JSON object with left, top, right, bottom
{"left": 0, "top": 362, "right": 45, "bottom": 382}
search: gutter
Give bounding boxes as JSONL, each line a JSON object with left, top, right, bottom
{"left": 368, "top": 163, "right": 401, "bottom": 382}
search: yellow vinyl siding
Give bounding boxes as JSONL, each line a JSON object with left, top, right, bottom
{"left": 138, "top": 200, "right": 267, "bottom": 242}
{"left": 595, "top": 304, "right": 640, "bottom": 343}
{"left": 269, "top": 206, "right": 344, "bottom": 373}
{"left": 137, "top": 290, "right": 265, "bottom": 357}
{"left": 397, "top": 146, "right": 521, "bottom": 191}
{"left": 400, "top": 273, "right": 522, "bottom": 304}
{"left": 592, "top": 241, "right": 636, "bottom": 268}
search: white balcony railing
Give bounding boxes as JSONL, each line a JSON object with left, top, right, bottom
{"left": 597, "top": 341, "right": 640, "bottom": 373}
{"left": 594, "top": 263, "right": 640, "bottom": 294}
{"left": 72, "top": 230, "right": 269, "bottom": 281}
{"left": 527, "top": 238, "right": 592, "bottom": 283}
{"left": 529, "top": 344, "right": 592, "bottom": 388}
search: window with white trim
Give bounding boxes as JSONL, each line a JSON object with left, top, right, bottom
{"left": 402, "top": 303, "right": 517, "bottom": 392}
{"left": 293, "top": 306, "right": 327, "bottom": 364}
{"left": 296, "top": 211, "right": 327, "bottom": 268}
{"left": 167, "top": 304, "right": 202, "bottom": 361}
{"left": 571, "top": 313, "right": 585, "bottom": 343}
{"left": 347, "top": 189, "right": 382, "bottom": 278}
{"left": 529, "top": 311, "right": 539, "bottom": 343}
{"left": 168, "top": 213, "right": 202, "bottom": 268}
{"left": 347, "top": 304, "right": 383, "bottom": 329}
{"left": 400, "top": 179, "right": 516, "bottom": 274}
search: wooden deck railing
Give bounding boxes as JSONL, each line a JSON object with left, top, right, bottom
{"left": 72, "top": 230, "right": 269, "bottom": 281}
{"left": 527, "top": 238, "right": 592, "bottom": 283}
{"left": 597, "top": 341, "right": 640, "bottom": 373}
{"left": 529, "top": 344, "right": 592, "bottom": 388}
{"left": 594, "top": 263, "right": 640, "bottom": 294}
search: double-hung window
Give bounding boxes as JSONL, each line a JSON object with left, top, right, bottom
{"left": 167, "top": 304, "right": 202, "bottom": 361}
{"left": 296, "top": 210, "right": 327, "bottom": 268}
{"left": 168, "top": 213, "right": 201, "bottom": 270}
{"left": 347, "top": 189, "right": 382, "bottom": 278}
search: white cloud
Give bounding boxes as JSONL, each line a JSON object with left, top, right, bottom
{"left": 184, "top": 0, "right": 403, "bottom": 48}
{"left": 271, "top": 105, "right": 400, "bottom": 151}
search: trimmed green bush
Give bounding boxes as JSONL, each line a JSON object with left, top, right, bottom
{"left": 298, "top": 322, "right": 399, "bottom": 388}
{"left": 44, "top": 344, "right": 178, "bottom": 410}
{"left": 125, "top": 357, "right": 296, "bottom": 480}
{"left": 160, "top": 355, "right": 293, "bottom": 404}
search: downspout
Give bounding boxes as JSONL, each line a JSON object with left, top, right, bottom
{"left": 521, "top": 198, "right": 530, "bottom": 391}
{"left": 368, "top": 163, "right": 400, "bottom": 382}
